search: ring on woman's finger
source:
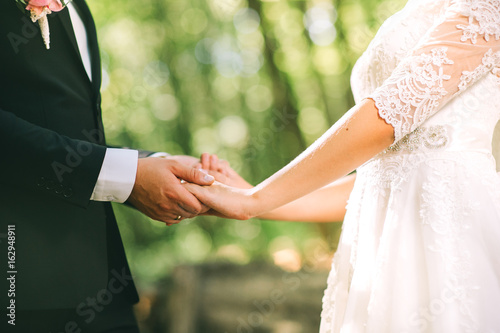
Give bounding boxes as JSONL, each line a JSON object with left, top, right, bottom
{"left": 174, "top": 215, "right": 182, "bottom": 221}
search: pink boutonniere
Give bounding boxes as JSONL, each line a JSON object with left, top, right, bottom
{"left": 15, "top": 0, "right": 71, "bottom": 49}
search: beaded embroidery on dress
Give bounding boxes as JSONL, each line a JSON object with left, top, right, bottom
{"left": 319, "top": 0, "right": 500, "bottom": 332}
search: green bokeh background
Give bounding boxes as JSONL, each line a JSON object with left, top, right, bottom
{"left": 86, "top": 0, "right": 406, "bottom": 289}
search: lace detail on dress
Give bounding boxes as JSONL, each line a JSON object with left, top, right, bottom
{"left": 320, "top": 184, "right": 365, "bottom": 332}
{"left": 420, "top": 159, "right": 481, "bottom": 332}
{"left": 372, "top": 48, "right": 454, "bottom": 142}
{"left": 457, "top": 48, "right": 500, "bottom": 93}
{"left": 384, "top": 125, "right": 449, "bottom": 154}
{"left": 456, "top": 0, "right": 500, "bottom": 44}
{"left": 320, "top": 1, "right": 500, "bottom": 332}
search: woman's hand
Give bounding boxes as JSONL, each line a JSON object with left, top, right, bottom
{"left": 183, "top": 181, "right": 257, "bottom": 220}
{"left": 188, "top": 101, "right": 395, "bottom": 222}
{"left": 197, "top": 153, "right": 253, "bottom": 189}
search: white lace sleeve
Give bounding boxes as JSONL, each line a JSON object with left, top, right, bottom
{"left": 370, "top": 0, "right": 500, "bottom": 143}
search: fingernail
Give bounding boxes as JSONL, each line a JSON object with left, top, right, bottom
{"left": 198, "top": 168, "right": 209, "bottom": 174}
{"left": 204, "top": 174, "right": 215, "bottom": 182}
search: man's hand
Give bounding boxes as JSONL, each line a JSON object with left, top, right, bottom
{"left": 127, "top": 157, "right": 215, "bottom": 224}
{"left": 166, "top": 155, "right": 204, "bottom": 168}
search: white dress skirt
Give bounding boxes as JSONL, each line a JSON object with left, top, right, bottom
{"left": 319, "top": 0, "right": 500, "bottom": 332}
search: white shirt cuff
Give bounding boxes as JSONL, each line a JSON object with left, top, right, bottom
{"left": 90, "top": 148, "right": 139, "bottom": 203}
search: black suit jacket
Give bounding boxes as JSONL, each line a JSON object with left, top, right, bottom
{"left": 0, "top": 0, "right": 139, "bottom": 310}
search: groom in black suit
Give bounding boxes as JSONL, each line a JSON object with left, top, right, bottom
{"left": 0, "top": 1, "right": 215, "bottom": 331}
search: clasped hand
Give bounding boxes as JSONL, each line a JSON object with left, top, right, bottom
{"left": 127, "top": 153, "right": 254, "bottom": 226}
{"left": 185, "top": 153, "right": 257, "bottom": 221}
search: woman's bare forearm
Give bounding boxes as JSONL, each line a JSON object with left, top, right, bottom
{"left": 246, "top": 99, "right": 394, "bottom": 218}
{"left": 258, "top": 173, "right": 356, "bottom": 222}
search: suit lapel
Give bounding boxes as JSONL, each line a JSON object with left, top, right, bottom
{"left": 73, "top": 0, "right": 102, "bottom": 94}
{"left": 57, "top": 0, "right": 101, "bottom": 95}
{"left": 57, "top": 7, "right": 82, "bottom": 66}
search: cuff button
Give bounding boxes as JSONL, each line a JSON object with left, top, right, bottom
{"left": 45, "top": 180, "right": 55, "bottom": 190}
{"left": 63, "top": 188, "right": 74, "bottom": 198}
{"left": 55, "top": 184, "right": 65, "bottom": 195}
{"left": 37, "top": 177, "right": 46, "bottom": 187}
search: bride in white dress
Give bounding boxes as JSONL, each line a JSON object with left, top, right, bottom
{"left": 185, "top": 0, "right": 500, "bottom": 331}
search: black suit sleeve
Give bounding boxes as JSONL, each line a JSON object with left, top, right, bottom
{"left": 0, "top": 108, "right": 107, "bottom": 207}
{"left": 138, "top": 150, "right": 157, "bottom": 158}
{"left": 106, "top": 144, "right": 156, "bottom": 159}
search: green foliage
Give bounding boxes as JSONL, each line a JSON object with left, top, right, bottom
{"left": 87, "top": 0, "right": 406, "bottom": 286}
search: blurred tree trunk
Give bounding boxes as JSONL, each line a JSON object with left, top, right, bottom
{"left": 145, "top": 262, "right": 329, "bottom": 333}
{"left": 248, "top": 0, "right": 307, "bottom": 163}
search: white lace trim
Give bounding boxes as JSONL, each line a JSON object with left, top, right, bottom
{"left": 371, "top": 47, "right": 454, "bottom": 143}
{"left": 320, "top": 151, "right": 499, "bottom": 332}
{"left": 419, "top": 159, "right": 480, "bottom": 332}
{"left": 383, "top": 125, "right": 449, "bottom": 154}
{"left": 457, "top": 48, "right": 500, "bottom": 93}
{"left": 456, "top": 0, "right": 500, "bottom": 44}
